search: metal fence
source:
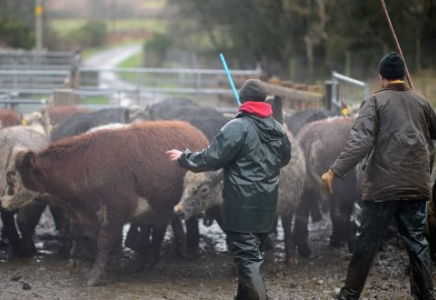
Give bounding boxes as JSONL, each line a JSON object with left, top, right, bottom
{"left": 0, "top": 67, "right": 259, "bottom": 107}
{"left": 0, "top": 50, "right": 78, "bottom": 70}
{"left": 77, "top": 67, "right": 258, "bottom": 98}
{"left": 0, "top": 69, "right": 70, "bottom": 93}
{"left": 330, "top": 71, "right": 370, "bottom": 112}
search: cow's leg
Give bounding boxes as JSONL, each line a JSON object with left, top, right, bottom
{"left": 207, "top": 206, "right": 230, "bottom": 250}
{"left": 171, "top": 216, "right": 187, "bottom": 258}
{"left": 336, "top": 196, "right": 356, "bottom": 253}
{"left": 1, "top": 210, "right": 21, "bottom": 253}
{"left": 294, "top": 187, "right": 315, "bottom": 257}
{"left": 49, "top": 204, "right": 65, "bottom": 232}
{"left": 147, "top": 217, "right": 169, "bottom": 267}
{"left": 329, "top": 195, "right": 355, "bottom": 251}
{"left": 282, "top": 212, "right": 297, "bottom": 264}
{"left": 49, "top": 204, "right": 71, "bottom": 256}
{"left": 17, "top": 202, "right": 46, "bottom": 256}
{"left": 329, "top": 196, "right": 342, "bottom": 248}
{"left": 125, "top": 224, "right": 140, "bottom": 252}
{"left": 86, "top": 219, "right": 123, "bottom": 286}
{"left": 185, "top": 217, "right": 199, "bottom": 249}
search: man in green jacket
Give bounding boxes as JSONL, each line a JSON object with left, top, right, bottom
{"left": 167, "top": 79, "right": 291, "bottom": 300}
{"left": 321, "top": 52, "right": 436, "bottom": 300}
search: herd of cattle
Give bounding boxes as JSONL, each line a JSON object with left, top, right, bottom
{"left": 0, "top": 98, "right": 435, "bottom": 286}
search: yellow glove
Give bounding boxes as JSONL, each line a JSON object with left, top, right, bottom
{"left": 321, "top": 169, "right": 336, "bottom": 195}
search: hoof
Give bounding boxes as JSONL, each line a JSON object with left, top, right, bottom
{"left": 85, "top": 271, "right": 105, "bottom": 287}
{"left": 285, "top": 256, "right": 299, "bottom": 264}
{"left": 329, "top": 239, "right": 342, "bottom": 249}
{"left": 19, "top": 243, "right": 37, "bottom": 257}
{"left": 67, "top": 259, "right": 82, "bottom": 273}
{"left": 297, "top": 244, "right": 312, "bottom": 258}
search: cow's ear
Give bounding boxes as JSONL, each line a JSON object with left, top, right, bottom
{"left": 23, "top": 151, "right": 36, "bottom": 169}
{"left": 6, "top": 171, "right": 16, "bottom": 185}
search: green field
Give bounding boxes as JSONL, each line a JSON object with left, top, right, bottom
{"left": 50, "top": 19, "right": 167, "bottom": 38}
{"left": 118, "top": 52, "right": 143, "bottom": 68}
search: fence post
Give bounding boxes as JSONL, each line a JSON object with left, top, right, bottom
{"left": 195, "top": 73, "right": 201, "bottom": 100}
{"left": 136, "top": 71, "right": 140, "bottom": 105}
{"left": 331, "top": 78, "right": 340, "bottom": 113}
{"left": 324, "top": 81, "right": 333, "bottom": 111}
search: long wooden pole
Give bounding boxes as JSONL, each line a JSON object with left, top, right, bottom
{"left": 380, "top": 0, "right": 414, "bottom": 89}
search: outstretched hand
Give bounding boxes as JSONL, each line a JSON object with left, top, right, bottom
{"left": 166, "top": 149, "right": 182, "bottom": 162}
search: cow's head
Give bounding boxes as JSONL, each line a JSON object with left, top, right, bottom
{"left": 1, "top": 147, "right": 42, "bottom": 210}
{"left": 174, "top": 170, "right": 223, "bottom": 220}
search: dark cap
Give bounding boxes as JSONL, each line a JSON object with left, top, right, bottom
{"left": 239, "top": 79, "right": 269, "bottom": 103}
{"left": 378, "top": 52, "right": 405, "bottom": 80}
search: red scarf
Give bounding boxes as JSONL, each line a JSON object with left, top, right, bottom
{"left": 239, "top": 101, "right": 272, "bottom": 118}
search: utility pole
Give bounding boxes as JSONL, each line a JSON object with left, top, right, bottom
{"left": 35, "top": 0, "right": 44, "bottom": 50}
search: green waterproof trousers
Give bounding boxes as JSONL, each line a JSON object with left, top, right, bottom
{"left": 227, "top": 231, "right": 268, "bottom": 300}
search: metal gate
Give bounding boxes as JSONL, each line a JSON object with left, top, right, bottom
{"left": 329, "top": 71, "right": 370, "bottom": 113}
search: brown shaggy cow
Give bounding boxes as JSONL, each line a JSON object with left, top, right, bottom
{"left": 0, "top": 109, "right": 21, "bottom": 128}
{"left": 2, "top": 120, "right": 209, "bottom": 286}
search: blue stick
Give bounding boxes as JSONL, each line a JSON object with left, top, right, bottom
{"left": 219, "top": 53, "right": 241, "bottom": 106}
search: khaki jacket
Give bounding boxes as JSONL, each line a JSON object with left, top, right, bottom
{"left": 331, "top": 83, "right": 436, "bottom": 201}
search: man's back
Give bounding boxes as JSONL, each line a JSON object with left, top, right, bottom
{"left": 360, "top": 84, "right": 436, "bottom": 201}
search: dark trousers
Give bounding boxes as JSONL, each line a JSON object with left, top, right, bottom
{"left": 227, "top": 231, "right": 268, "bottom": 300}
{"left": 338, "top": 200, "right": 435, "bottom": 300}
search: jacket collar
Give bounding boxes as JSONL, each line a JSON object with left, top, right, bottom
{"left": 375, "top": 81, "right": 409, "bottom": 94}
{"left": 238, "top": 101, "right": 272, "bottom": 118}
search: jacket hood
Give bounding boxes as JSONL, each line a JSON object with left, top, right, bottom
{"left": 239, "top": 101, "right": 272, "bottom": 118}
{"left": 237, "top": 112, "right": 285, "bottom": 143}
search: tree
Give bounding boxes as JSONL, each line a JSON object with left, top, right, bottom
{"left": 168, "top": 0, "right": 436, "bottom": 80}
{"left": 0, "top": 0, "right": 36, "bottom": 49}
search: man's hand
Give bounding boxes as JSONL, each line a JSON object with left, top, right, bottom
{"left": 321, "top": 169, "right": 336, "bottom": 195}
{"left": 166, "top": 149, "right": 182, "bottom": 162}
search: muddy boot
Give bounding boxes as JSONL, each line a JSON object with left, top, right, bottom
{"left": 336, "top": 287, "right": 360, "bottom": 300}
{"left": 397, "top": 201, "right": 435, "bottom": 300}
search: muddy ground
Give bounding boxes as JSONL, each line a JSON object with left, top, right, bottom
{"left": 0, "top": 210, "right": 431, "bottom": 300}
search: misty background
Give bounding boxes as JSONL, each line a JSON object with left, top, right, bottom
{"left": 1, "top": 0, "right": 435, "bottom": 89}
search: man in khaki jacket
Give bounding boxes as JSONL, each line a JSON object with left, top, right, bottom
{"left": 321, "top": 52, "right": 436, "bottom": 300}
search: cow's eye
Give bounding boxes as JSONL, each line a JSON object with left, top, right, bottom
{"left": 199, "top": 186, "right": 210, "bottom": 197}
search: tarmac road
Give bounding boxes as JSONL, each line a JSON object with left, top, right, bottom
{"left": 83, "top": 43, "right": 165, "bottom": 107}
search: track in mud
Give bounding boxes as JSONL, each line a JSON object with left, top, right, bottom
{"left": 0, "top": 209, "right": 431, "bottom": 300}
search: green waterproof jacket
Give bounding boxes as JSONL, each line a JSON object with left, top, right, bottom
{"left": 178, "top": 112, "right": 291, "bottom": 233}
